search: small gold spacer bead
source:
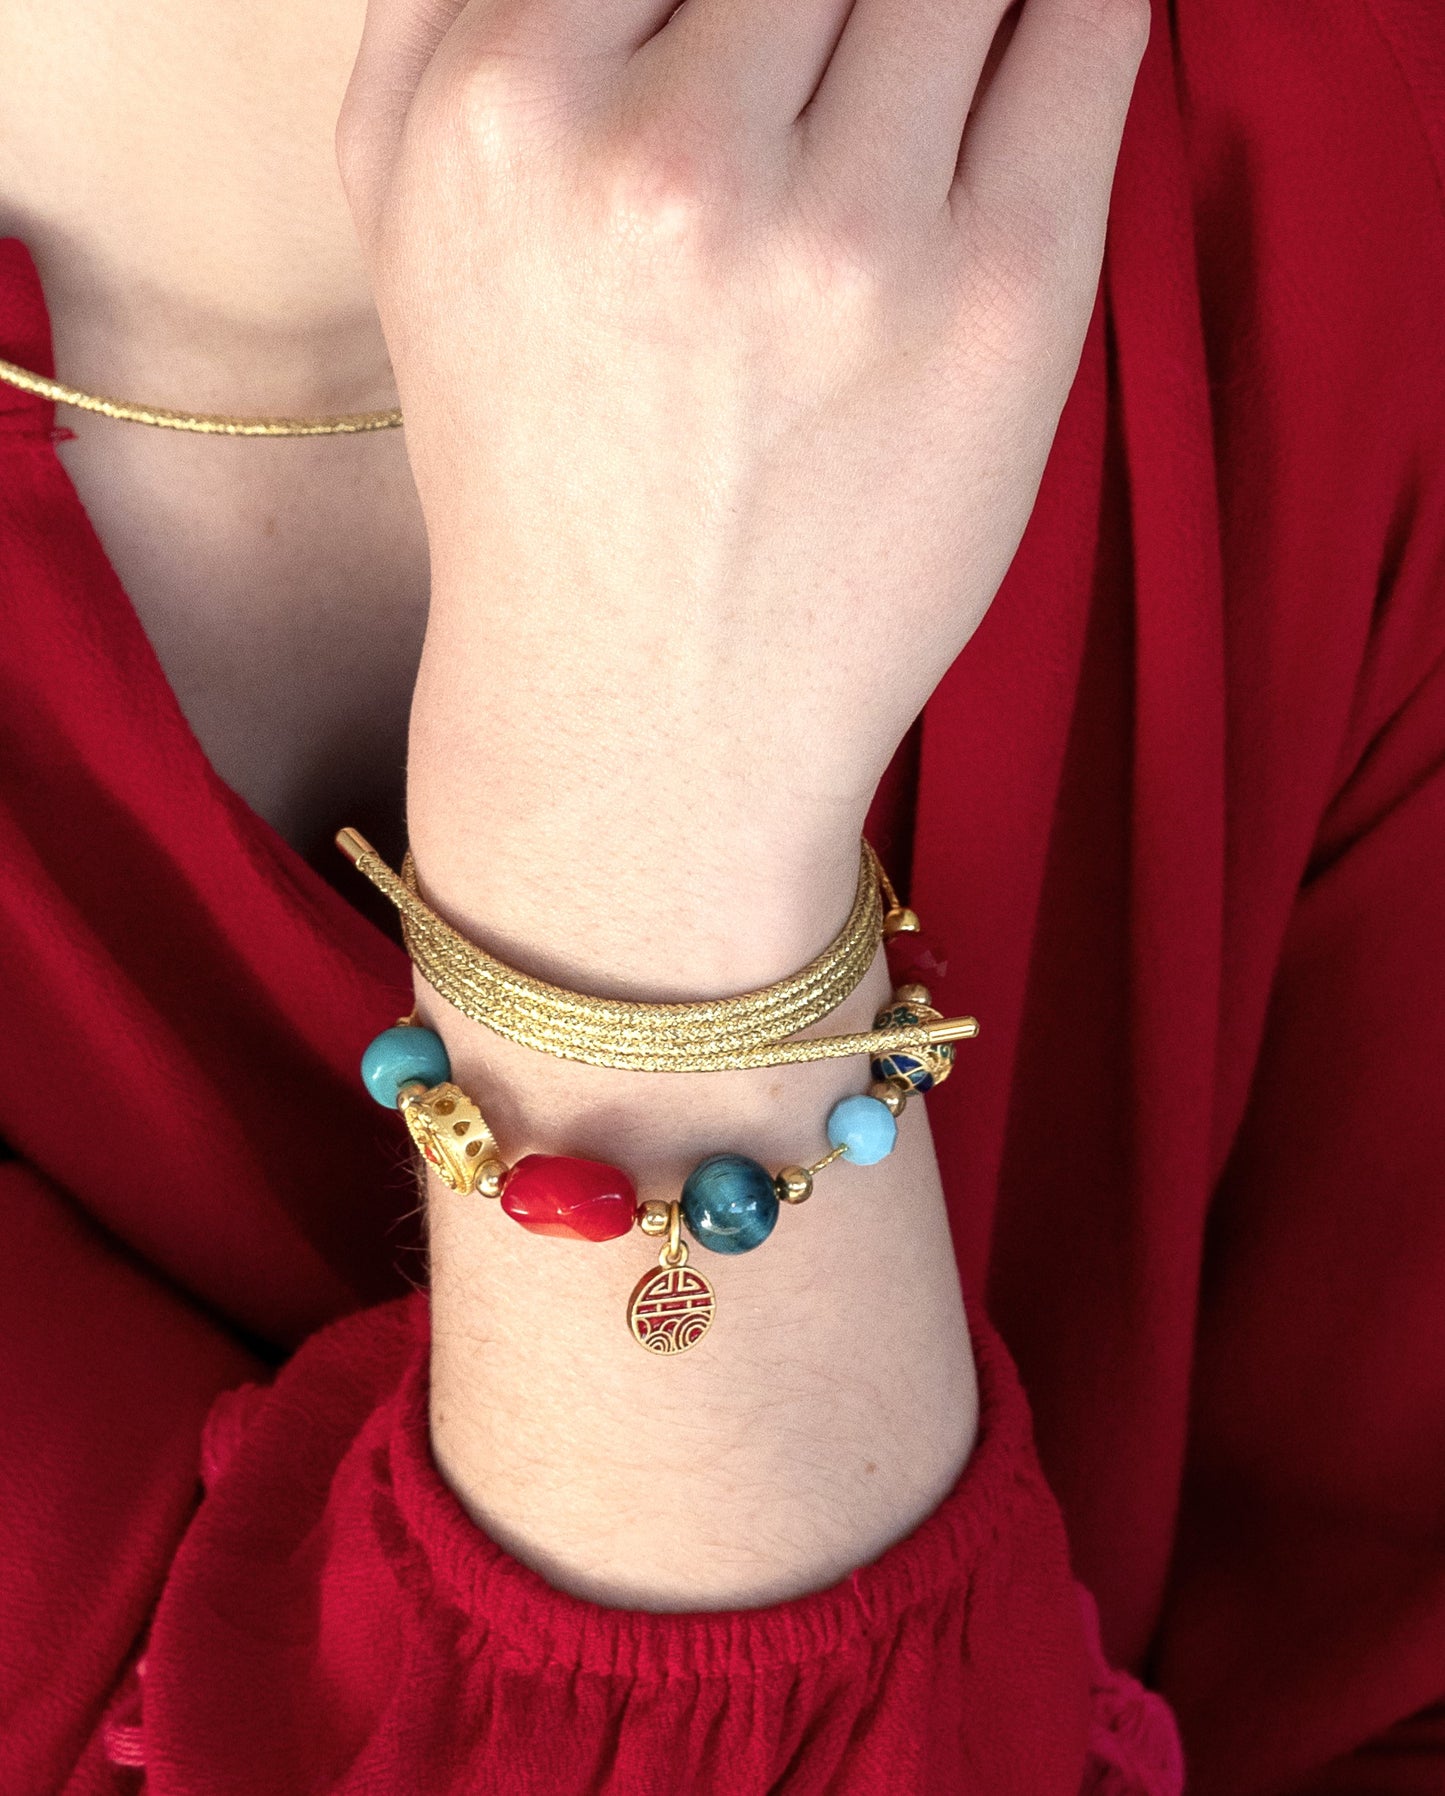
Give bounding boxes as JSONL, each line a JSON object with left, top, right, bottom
{"left": 475, "top": 1158, "right": 508, "bottom": 1200}
{"left": 882, "top": 906, "right": 922, "bottom": 938}
{"left": 869, "top": 1080, "right": 909, "bottom": 1116}
{"left": 637, "top": 1200, "right": 672, "bottom": 1237}
{"left": 775, "top": 1165, "right": 814, "bottom": 1204}
{"left": 894, "top": 982, "right": 932, "bottom": 1007}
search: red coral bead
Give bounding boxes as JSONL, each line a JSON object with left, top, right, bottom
{"left": 500, "top": 1155, "right": 638, "bottom": 1242}
{"left": 885, "top": 928, "right": 949, "bottom": 987}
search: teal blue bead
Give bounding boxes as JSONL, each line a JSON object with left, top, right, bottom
{"left": 680, "top": 1154, "right": 779, "bottom": 1255}
{"left": 361, "top": 1025, "right": 451, "bottom": 1108}
{"left": 826, "top": 1094, "right": 898, "bottom": 1165}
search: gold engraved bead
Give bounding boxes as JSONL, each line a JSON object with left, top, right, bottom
{"left": 869, "top": 1080, "right": 909, "bottom": 1116}
{"left": 882, "top": 905, "right": 921, "bottom": 938}
{"left": 775, "top": 1165, "right": 814, "bottom": 1205}
{"left": 637, "top": 1200, "right": 672, "bottom": 1237}
{"left": 894, "top": 982, "right": 932, "bottom": 1008}
{"left": 398, "top": 1081, "right": 500, "bottom": 1195}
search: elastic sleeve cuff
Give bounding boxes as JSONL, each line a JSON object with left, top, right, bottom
{"left": 133, "top": 1293, "right": 1179, "bottom": 1795}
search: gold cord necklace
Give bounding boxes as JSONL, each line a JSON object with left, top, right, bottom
{"left": 0, "top": 354, "right": 402, "bottom": 436}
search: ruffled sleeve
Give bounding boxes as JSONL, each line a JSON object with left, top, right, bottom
{"left": 90, "top": 1295, "right": 1183, "bottom": 1796}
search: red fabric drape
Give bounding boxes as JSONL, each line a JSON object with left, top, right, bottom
{"left": 2, "top": 1, "right": 1443, "bottom": 1789}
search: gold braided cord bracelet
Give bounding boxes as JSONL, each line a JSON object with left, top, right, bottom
{"left": 336, "top": 828, "right": 978, "bottom": 1073}
{"left": 0, "top": 355, "right": 403, "bottom": 437}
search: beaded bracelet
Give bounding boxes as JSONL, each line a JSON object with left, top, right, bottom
{"left": 360, "top": 926, "right": 963, "bottom": 1356}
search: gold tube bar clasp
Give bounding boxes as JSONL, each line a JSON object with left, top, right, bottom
{"left": 924, "top": 1016, "right": 981, "bottom": 1043}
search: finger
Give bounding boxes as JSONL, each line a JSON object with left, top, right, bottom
{"left": 801, "top": 0, "right": 1016, "bottom": 213}
{"left": 342, "top": 0, "right": 680, "bottom": 225}
{"left": 340, "top": 0, "right": 469, "bottom": 224}
{"left": 631, "top": 0, "right": 853, "bottom": 137}
{"left": 451, "top": 0, "right": 682, "bottom": 70}
{"left": 957, "top": 0, "right": 1147, "bottom": 282}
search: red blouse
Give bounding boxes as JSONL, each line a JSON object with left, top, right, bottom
{"left": 2, "top": 3, "right": 1444, "bottom": 1790}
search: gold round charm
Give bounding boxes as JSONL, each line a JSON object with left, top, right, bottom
{"left": 627, "top": 1209, "right": 714, "bottom": 1354}
{"left": 627, "top": 1258, "right": 716, "bottom": 1354}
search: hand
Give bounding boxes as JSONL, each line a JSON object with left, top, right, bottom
{"left": 338, "top": 0, "right": 1146, "bottom": 990}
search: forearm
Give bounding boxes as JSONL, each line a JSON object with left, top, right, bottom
{"left": 406, "top": 599, "right": 875, "bottom": 997}
{"left": 341, "top": 0, "right": 1145, "bottom": 1618}
{"left": 411, "top": 657, "right": 977, "bottom": 1612}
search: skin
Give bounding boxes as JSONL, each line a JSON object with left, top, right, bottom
{"left": 0, "top": 0, "right": 428, "bottom": 866}
{"left": 0, "top": 0, "right": 1145, "bottom": 1610}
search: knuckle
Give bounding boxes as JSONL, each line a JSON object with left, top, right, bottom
{"left": 594, "top": 117, "right": 738, "bottom": 256}
{"left": 789, "top": 228, "right": 886, "bottom": 316}
{"left": 776, "top": 190, "right": 894, "bottom": 314}
{"left": 959, "top": 215, "right": 1070, "bottom": 361}
{"left": 447, "top": 53, "right": 541, "bottom": 146}
{"left": 969, "top": 201, "right": 1059, "bottom": 302}
{"left": 417, "top": 41, "right": 570, "bottom": 170}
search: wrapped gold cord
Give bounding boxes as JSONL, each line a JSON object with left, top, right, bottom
{"left": 337, "top": 829, "right": 978, "bottom": 1073}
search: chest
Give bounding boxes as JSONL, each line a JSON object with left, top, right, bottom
{"left": 56, "top": 420, "right": 431, "bottom": 870}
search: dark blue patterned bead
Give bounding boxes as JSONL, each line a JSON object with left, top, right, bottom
{"left": 680, "top": 1153, "right": 779, "bottom": 1255}
{"left": 871, "top": 1049, "right": 936, "bottom": 1094}
{"left": 871, "top": 1001, "right": 956, "bottom": 1094}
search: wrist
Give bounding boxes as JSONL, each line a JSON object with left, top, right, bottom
{"left": 407, "top": 756, "right": 868, "bottom": 1008}
{"left": 406, "top": 588, "right": 881, "bottom": 998}
{"left": 419, "top": 970, "right": 976, "bottom": 1611}
{"left": 353, "top": 829, "right": 973, "bottom": 1611}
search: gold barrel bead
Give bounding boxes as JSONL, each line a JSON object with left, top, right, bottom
{"left": 398, "top": 1080, "right": 501, "bottom": 1195}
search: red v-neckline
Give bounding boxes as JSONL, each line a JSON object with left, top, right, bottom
{"left": 0, "top": 233, "right": 409, "bottom": 982}
{"left": 1, "top": 246, "right": 423, "bottom": 1337}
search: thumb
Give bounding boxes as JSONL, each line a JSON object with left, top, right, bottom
{"left": 337, "top": 0, "right": 470, "bottom": 235}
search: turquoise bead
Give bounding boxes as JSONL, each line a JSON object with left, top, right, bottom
{"left": 826, "top": 1094, "right": 898, "bottom": 1166}
{"left": 361, "top": 1024, "right": 451, "bottom": 1108}
{"left": 680, "top": 1154, "right": 779, "bottom": 1255}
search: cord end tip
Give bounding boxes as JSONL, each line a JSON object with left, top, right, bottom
{"left": 335, "top": 826, "right": 372, "bottom": 865}
{"left": 926, "top": 1016, "right": 980, "bottom": 1044}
